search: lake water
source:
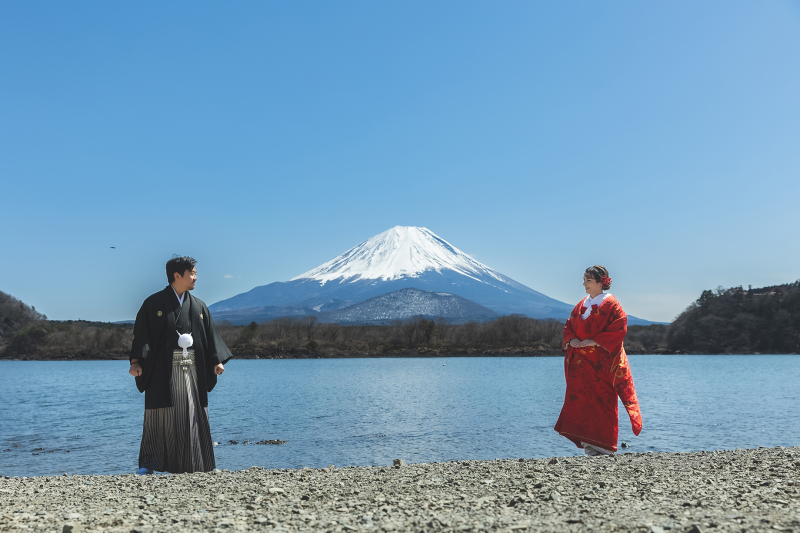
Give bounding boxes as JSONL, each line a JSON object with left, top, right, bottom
{"left": 1, "top": 355, "right": 798, "bottom": 477}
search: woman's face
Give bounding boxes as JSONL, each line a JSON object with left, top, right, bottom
{"left": 583, "top": 273, "right": 603, "bottom": 296}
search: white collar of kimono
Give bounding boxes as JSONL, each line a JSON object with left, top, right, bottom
{"left": 582, "top": 292, "right": 611, "bottom": 320}
{"left": 172, "top": 286, "right": 185, "bottom": 307}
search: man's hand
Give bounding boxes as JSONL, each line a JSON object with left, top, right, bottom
{"left": 214, "top": 363, "right": 225, "bottom": 376}
{"left": 579, "top": 339, "right": 598, "bottom": 348}
{"left": 129, "top": 363, "right": 143, "bottom": 377}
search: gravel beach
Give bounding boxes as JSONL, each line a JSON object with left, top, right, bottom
{"left": 2, "top": 447, "right": 798, "bottom": 533}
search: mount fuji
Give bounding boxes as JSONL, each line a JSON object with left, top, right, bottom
{"left": 209, "top": 226, "right": 650, "bottom": 325}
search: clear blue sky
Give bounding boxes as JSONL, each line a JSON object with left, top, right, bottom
{"left": 2, "top": 1, "right": 799, "bottom": 324}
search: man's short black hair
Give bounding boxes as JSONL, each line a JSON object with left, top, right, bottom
{"left": 166, "top": 256, "right": 197, "bottom": 284}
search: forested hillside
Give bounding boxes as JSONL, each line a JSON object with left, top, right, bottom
{"left": 666, "top": 282, "right": 800, "bottom": 353}
{"left": 0, "top": 291, "right": 46, "bottom": 352}
{"left": 0, "top": 290, "right": 132, "bottom": 359}
{"left": 623, "top": 282, "right": 800, "bottom": 354}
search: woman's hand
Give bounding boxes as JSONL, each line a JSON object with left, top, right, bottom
{"left": 129, "top": 362, "right": 142, "bottom": 377}
{"left": 568, "top": 338, "right": 581, "bottom": 348}
{"left": 214, "top": 363, "right": 225, "bottom": 376}
{"left": 579, "top": 339, "right": 598, "bottom": 348}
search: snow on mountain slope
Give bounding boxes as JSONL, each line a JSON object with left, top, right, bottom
{"left": 319, "top": 288, "right": 499, "bottom": 324}
{"left": 292, "top": 226, "right": 507, "bottom": 284}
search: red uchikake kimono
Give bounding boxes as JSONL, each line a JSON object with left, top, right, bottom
{"left": 554, "top": 295, "right": 642, "bottom": 452}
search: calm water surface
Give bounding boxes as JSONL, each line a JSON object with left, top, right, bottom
{"left": 1, "top": 355, "right": 798, "bottom": 477}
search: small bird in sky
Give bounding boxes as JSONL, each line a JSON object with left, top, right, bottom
{"left": 110, "top": 246, "right": 116, "bottom": 249}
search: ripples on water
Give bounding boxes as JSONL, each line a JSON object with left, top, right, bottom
{"left": 0, "top": 355, "right": 798, "bottom": 477}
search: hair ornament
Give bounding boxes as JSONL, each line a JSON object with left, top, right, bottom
{"left": 601, "top": 276, "right": 612, "bottom": 288}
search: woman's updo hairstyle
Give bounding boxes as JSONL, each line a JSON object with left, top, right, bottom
{"left": 585, "top": 265, "right": 612, "bottom": 291}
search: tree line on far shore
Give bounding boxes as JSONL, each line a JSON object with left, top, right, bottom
{"left": 214, "top": 314, "right": 564, "bottom": 357}
{"left": 1, "top": 281, "right": 798, "bottom": 359}
{"left": 213, "top": 281, "right": 800, "bottom": 355}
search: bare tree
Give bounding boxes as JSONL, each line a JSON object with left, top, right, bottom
{"left": 319, "top": 323, "right": 341, "bottom": 344}
{"left": 300, "top": 315, "right": 318, "bottom": 342}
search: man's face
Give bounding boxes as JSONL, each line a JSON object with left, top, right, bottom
{"left": 174, "top": 267, "right": 197, "bottom": 292}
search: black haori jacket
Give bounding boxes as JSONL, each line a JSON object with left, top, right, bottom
{"left": 130, "top": 286, "right": 233, "bottom": 409}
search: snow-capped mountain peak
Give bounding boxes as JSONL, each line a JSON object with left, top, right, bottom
{"left": 211, "top": 226, "right": 653, "bottom": 324}
{"left": 291, "top": 226, "right": 506, "bottom": 284}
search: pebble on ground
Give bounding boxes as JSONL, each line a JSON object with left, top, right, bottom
{"left": 1, "top": 447, "right": 799, "bottom": 532}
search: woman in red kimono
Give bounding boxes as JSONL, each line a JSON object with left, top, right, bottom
{"left": 554, "top": 265, "right": 642, "bottom": 455}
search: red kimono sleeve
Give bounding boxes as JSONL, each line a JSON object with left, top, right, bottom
{"left": 593, "top": 301, "right": 627, "bottom": 354}
{"left": 611, "top": 347, "right": 642, "bottom": 435}
{"left": 562, "top": 303, "right": 582, "bottom": 351}
{"left": 590, "top": 298, "right": 642, "bottom": 436}
{"left": 598, "top": 299, "right": 642, "bottom": 436}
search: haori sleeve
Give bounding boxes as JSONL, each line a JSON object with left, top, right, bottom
{"left": 130, "top": 303, "right": 151, "bottom": 364}
{"left": 130, "top": 302, "right": 154, "bottom": 393}
{"left": 204, "top": 306, "right": 233, "bottom": 366}
{"left": 593, "top": 301, "right": 627, "bottom": 353}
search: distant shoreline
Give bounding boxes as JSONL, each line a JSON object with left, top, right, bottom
{"left": 0, "top": 350, "right": 563, "bottom": 361}
{"left": 4, "top": 349, "right": 793, "bottom": 362}
{"left": 5, "top": 281, "right": 799, "bottom": 361}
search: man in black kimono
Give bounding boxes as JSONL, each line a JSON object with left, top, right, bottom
{"left": 129, "top": 256, "right": 232, "bottom": 474}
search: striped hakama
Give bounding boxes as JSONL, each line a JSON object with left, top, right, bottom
{"left": 138, "top": 349, "right": 216, "bottom": 473}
